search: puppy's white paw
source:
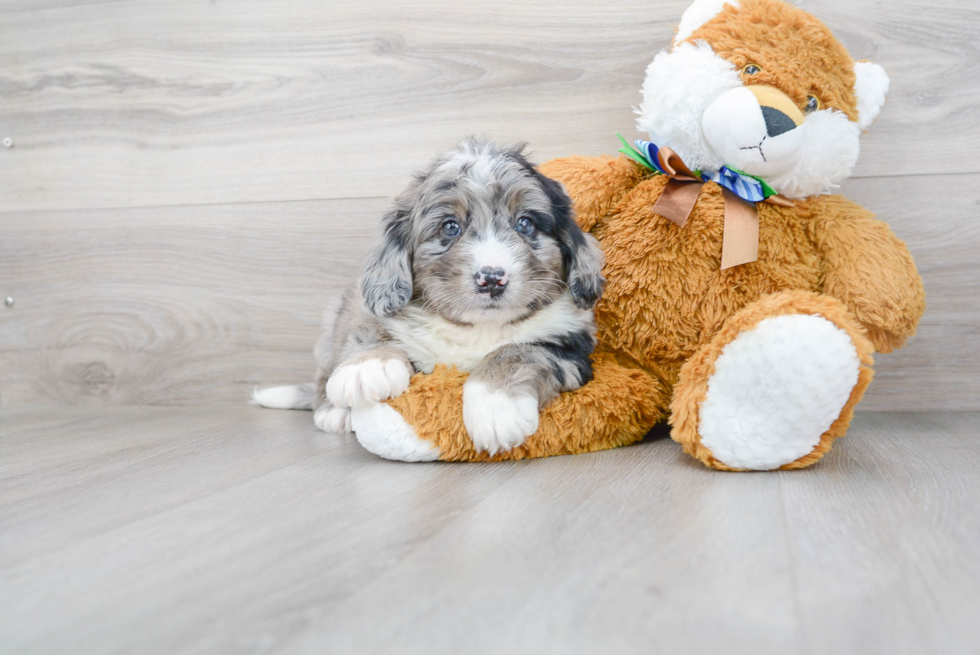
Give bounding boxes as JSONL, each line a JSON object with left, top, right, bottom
{"left": 313, "top": 406, "right": 351, "bottom": 433}
{"left": 462, "top": 381, "right": 539, "bottom": 455}
{"left": 326, "top": 358, "right": 412, "bottom": 408}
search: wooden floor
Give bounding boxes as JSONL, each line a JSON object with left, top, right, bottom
{"left": 1, "top": 408, "right": 977, "bottom": 654}
{"left": 3, "top": 0, "right": 979, "bottom": 412}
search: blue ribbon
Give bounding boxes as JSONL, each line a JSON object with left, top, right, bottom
{"left": 633, "top": 139, "right": 770, "bottom": 204}
{"left": 701, "top": 167, "right": 767, "bottom": 203}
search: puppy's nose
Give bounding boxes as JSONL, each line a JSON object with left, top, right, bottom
{"left": 475, "top": 267, "right": 508, "bottom": 298}
{"left": 761, "top": 106, "right": 797, "bottom": 138}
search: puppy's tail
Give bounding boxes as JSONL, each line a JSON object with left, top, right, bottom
{"left": 250, "top": 383, "right": 316, "bottom": 410}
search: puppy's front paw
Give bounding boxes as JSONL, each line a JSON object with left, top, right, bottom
{"left": 313, "top": 406, "right": 351, "bottom": 433}
{"left": 326, "top": 358, "right": 412, "bottom": 407}
{"left": 462, "top": 381, "right": 539, "bottom": 455}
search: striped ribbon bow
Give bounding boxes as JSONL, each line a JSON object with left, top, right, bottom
{"left": 617, "top": 134, "right": 793, "bottom": 270}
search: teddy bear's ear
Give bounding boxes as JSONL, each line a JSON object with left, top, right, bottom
{"left": 854, "top": 61, "right": 890, "bottom": 131}
{"left": 674, "top": 0, "right": 739, "bottom": 46}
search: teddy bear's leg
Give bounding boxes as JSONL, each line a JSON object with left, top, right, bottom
{"left": 349, "top": 402, "right": 442, "bottom": 462}
{"left": 350, "top": 354, "right": 667, "bottom": 462}
{"left": 670, "top": 291, "right": 875, "bottom": 471}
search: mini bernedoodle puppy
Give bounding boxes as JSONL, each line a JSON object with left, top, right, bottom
{"left": 254, "top": 138, "right": 605, "bottom": 455}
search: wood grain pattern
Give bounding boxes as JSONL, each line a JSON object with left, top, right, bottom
{"left": 0, "top": 407, "right": 977, "bottom": 653}
{"left": 1, "top": 0, "right": 978, "bottom": 408}
{"left": 0, "top": 0, "right": 978, "bottom": 211}
{"left": 0, "top": 197, "right": 385, "bottom": 405}
{"left": 838, "top": 173, "right": 980, "bottom": 410}
{"left": 782, "top": 412, "right": 980, "bottom": 654}
{"left": 2, "top": 174, "right": 975, "bottom": 409}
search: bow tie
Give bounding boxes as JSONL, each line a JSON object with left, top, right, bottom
{"left": 617, "top": 135, "right": 793, "bottom": 269}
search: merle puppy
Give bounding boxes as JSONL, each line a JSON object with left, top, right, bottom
{"left": 254, "top": 138, "right": 605, "bottom": 455}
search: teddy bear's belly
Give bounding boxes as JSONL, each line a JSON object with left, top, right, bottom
{"left": 592, "top": 183, "right": 822, "bottom": 376}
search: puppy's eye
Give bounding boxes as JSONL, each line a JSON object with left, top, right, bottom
{"left": 804, "top": 95, "right": 820, "bottom": 114}
{"left": 441, "top": 220, "right": 461, "bottom": 238}
{"left": 742, "top": 64, "right": 761, "bottom": 75}
{"left": 514, "top": 217, "right": 534, "bottom": 235}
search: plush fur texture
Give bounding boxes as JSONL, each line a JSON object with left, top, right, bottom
{"left": 637, "top": 41, "right": 742, "bottom": 175}
{"left": 673, "top": 0, "right": 738, "bottom": 45}
{"left": 350, "top": 402, "right": 441, "bottom": 462}
{"left": 636, "top": 0, "right": 889, "bottom": 199}
{"left": 670, "top": 291, "right": 875, "bottom": 471}
{"left": 697, "top": 313, "right": 862, "bottom": 470}
{"left": 341, "top": 0, "right": 927, "bottom": 470}
{"left": 853, "top": 61, "right": 891, "bottom": 130}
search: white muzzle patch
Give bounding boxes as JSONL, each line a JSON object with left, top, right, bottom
{"left": 637, "top": 39, "right": 869, "bottom": 199}
{"left": 701, "top": 86, "right": 807, "bottom": 180}
{"left": 470, "top": 236, "right": 516, "bottom": 280}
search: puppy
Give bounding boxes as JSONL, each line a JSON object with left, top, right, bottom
{"left": 254, "top": 138, "right": 605, "bottom": 455}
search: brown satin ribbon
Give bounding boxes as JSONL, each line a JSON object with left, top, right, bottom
{"left": 649, "top": 146, "right": 792, "bottom": 270}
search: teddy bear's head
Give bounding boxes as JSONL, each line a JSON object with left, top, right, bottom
{"left": 636, "top": 0, "right": 889, "bottom": 199}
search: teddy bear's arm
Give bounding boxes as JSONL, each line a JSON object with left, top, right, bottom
{"left": 369, "top": 353, "right": 667, "bottom": 461}
{"left": 539, "top": 156, "right": 647, "bottom": 232}
{"left": 808, "top": 200, "right": 926, "bottom": 353}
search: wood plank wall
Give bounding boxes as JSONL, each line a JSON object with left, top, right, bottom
{"left": 1, "top": 0, "right": 978, "bottom": 409}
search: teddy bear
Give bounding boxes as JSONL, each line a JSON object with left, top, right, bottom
{"left": 348, "top": 0, "right": 926, "bottom": 470}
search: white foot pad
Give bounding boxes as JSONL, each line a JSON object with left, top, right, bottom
{"left": 698, "top": 314, "right": 861, "bottom": 470}
{"left": 350, "top": 403, "right": 441, "bottom": 462}
{"left": 326, "top": 358, "right": 412, "bottom": 408}
{"left": 313, "top": 406, "right": 351, "bottom": 433}
{"left": 462, "top": 381, "right": 538, "bottom": 456}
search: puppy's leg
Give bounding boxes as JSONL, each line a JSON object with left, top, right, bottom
{"left": 312, "top": 401, "right": 353, "bottom": 433}
{"left": 309, "top": 378, "right": 351, "bottom": 433}
{"left": 463, "top": 340, "right": 592, "bottom": 455}
{"left": 326, "top": 347, "right": 414, "bottom": 408}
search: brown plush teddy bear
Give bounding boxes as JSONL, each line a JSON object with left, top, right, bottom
{"left": 349, "top": 0, "right": 926, "bottom": 470}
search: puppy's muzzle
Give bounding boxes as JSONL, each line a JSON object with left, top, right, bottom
{"left": 475, "top": 267, "right": 508, "bottom": 299}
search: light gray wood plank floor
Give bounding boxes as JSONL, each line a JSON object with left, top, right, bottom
{"left": 1, "top": 407, "right": 977, "bottom": 654}
{"left": 2, "top": 0, "right": 977, "bottom": 212}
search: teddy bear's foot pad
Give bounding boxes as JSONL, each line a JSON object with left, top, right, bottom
{"left": 698, "top": 314, "right": 861, "bottom": 470}
{"left": 350, "top": 403, "right": 442, "bottom": 462}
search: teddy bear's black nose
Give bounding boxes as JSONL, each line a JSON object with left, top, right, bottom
{"left": 762, "top": 106, "right": 797, "bottom": 138}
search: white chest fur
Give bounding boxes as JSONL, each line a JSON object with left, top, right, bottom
{"left": 383, "top": 292, "right": 593, "bottom": 373}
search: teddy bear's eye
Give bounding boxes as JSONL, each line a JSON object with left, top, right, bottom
{"left": 742, "top": 64, "right": 761, "bottom": 75}
{"left": 804, "top": 95, "right": 821, "bottom": 114}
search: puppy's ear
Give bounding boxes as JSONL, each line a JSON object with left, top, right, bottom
{"left": 538, "top": 175, "right": 606, "bottom": 309}
{"left": 566, "top": 231, "right": 606, "bottom": 310}
{"left": 361, "top": 203, "right": 414, "bottom": 317}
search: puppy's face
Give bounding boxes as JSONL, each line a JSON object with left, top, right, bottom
{"left": 412, "top": 150, "right": 578, "bottom": 324}
{"left": 362, "top": 140, "right": 604, "bottom": 324}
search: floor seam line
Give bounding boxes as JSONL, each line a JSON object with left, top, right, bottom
{"left": 779, "top": 475, "right": 810, "bottom": 655}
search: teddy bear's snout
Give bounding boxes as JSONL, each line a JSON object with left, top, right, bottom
{"left": 761, "top": 106, "right": 797, "bottom": 138}
{"left": 701, "top": 84, "right": 807, "bottom": 180}
{"left": 748, "top": 84, "right": 805, "bottom": 135}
